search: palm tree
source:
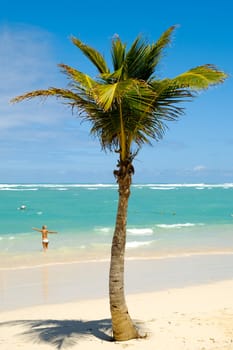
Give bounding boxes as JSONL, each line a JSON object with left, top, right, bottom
{"left": 11, "top": 26, "right": 227, "bottom": 341}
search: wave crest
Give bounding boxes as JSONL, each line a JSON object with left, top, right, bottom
{"left": 126, "top": 241, "right": 153, "bottom": 249}
{"left": 156, "top": 223, "right": 204, "bottom": 229}
{"left": 127, "top": 228, "right": 153, "bottom": 236}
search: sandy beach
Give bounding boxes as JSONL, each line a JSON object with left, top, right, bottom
{"left": 1, "top": 254, "right": 233, "bottom": 349}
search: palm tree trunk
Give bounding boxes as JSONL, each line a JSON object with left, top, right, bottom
{"left": 109, "top": 172, "right": 139, "bottom": 341}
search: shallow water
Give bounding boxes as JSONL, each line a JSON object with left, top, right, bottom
{"left": 0, "top": 183, "right": 232, "bottom": 267}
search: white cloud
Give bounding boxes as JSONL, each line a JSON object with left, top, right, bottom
{"left": 1, "top": 24, "right": 56, "bottom": 91}
{"left": 0, "top": 23, "right": 66, "bottom": 130}
{"left": 0, "top": 24, "right": 101, "bottom": 181}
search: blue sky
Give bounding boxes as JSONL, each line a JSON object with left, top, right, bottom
{"left": 1, "top": 0, "right": 232, "bottom": 183}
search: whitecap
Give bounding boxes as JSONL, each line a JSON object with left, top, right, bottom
{"left": 94, "top": 227, "right": 112, "bottom": 234}
{"left": 99, "top": 227, "right": 111, "bottom": 233}
{"left": 127, "top": 228, "right": 153, "bottom": 236}
{"left": 223, "top": 183, "right": 233, "bottom": 189}
{"left": 73, "top": 184, "right": 116, "bottom": 188}
{"left": 133, "top": 183, "right": 233, "bottom": 189}
{"left": 156, "top": 223, "right": 198, "bottom": 229}
{"left": 126, "top": 241, "right": 153, "bottom": 249}
{"left": 150, "top": 186, "right": 175, "bottom": 190}
{"left": 0, "top": 188, "right": 38, "bottom": 191}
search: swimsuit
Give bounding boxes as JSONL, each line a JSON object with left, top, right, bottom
{"left": 42, "top": 238, "right": 49, "bottom": 243}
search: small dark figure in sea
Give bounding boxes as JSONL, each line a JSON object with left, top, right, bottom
{"left": 32, "top": 225, "right": 58, "bottom": 252}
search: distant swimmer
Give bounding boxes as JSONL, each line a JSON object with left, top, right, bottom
{"left": 19, "top": 205, "right": 27, "bottom": 210}
{"left": 32, "top": 225, "right": 58, "bottom": 252}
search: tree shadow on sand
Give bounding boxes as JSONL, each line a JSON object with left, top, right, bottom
{"left": 0, "top": 318, "right": 113, "bottom": 349}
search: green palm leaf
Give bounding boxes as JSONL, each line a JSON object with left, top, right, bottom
{"left": 123, "top": 25, "right": 176, "bottom": 80}
{"left": 111, "top": 36, "right": 126, "bottom": 71}
{"left": 71, "top": 37, "right": 109, "bottom": 74}
{"left": 58, "top": 64, "right": 96, "bottom": 90}
{"left": 172, "top": 64, "right": 227, "bottom": 89}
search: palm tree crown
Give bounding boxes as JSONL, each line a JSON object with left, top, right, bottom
{"left": 12, "top": 26, "right": 227, "bottom": 169}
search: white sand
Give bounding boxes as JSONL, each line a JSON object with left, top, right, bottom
{"left": 1, "top": 254, "right": 233, "bottom": 349}
{"left": 0, "top": 279, "right": 233, "bottom": 349}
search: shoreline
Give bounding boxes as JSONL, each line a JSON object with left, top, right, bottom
{"left": 0, "top": 249, "right": 233, "bottom": 271}
{"left": 1, "top": 253, "right": 233, "bottom": 313}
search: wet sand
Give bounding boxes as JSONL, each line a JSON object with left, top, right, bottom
{"left": 1, "top": 253, "right": 233, "bottom": 311}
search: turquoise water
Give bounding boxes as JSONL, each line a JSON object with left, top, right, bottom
{"left": 0, "top": 183, "right": 233, "bottom": 265}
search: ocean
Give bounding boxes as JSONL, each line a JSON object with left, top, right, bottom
{"left": 0, "top": 183, "right": 233, "bottom": 267}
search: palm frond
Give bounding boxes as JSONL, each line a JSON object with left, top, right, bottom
{"left": 11, "top": 89, "right": 61, "bottom": 103}
{"left": 136, "top": 80, "right": 196, "bottom": 141}
{"left": 123, "top": 26, "right": 176, "bottom": 81}
{"left": 100, "top": 66, "right": 124, "bottom": 83}
{"left": 146, "top": 25, "right": 176, "bottom": 80}
{"left": 94, "top": 79, "right": 157, "bottom": 114}
{"left": 111, "top": 36, "right": 126, "bottom": 71}
{"left": 94, "top": 83, "right": 118, "bottom": 111}
{"left": 172, "top": 64, "right": 227, "bottom": 89}
{"left": 11, "top": 88, "right": 92, "bottom": 113}
{"left": 71, "top": 36, "right": 109, "bottom": 74}
{"left": 58, "top": 64, "right": 96, "bottom": 89}
{"left": 124, "top": 37, "right": 150, "bottom": 79}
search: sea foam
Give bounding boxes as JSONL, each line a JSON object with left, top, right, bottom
{"left": 156, "top": 223, "right": 203, "bottom": 229}
{"left": 126, "top": 241, "right": 153, "bottom": 249}
{"left": 127, "top": 228, "right": 153, "bottom": 236}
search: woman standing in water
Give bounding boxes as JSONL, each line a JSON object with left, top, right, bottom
{"left": 32, "top": 225, "right": 58, "bottom": 252}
